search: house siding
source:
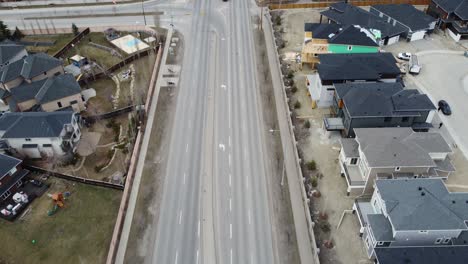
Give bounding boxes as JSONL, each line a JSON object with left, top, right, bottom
{"left": 392, "top": 230, "right": 462, "bottom": 246}
{"left": 328, "top": 44, "right": 379, "bottom": 54}
{"left": 41, "top": 93, "right": 85, "bottom": 112}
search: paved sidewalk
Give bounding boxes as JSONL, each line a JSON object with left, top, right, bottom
{"left": 263, "top": 9, "right": 318, "bottom": 264}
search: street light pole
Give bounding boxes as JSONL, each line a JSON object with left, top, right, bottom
{"left": 141, "top": 0, "right": 147, "bottom": 26}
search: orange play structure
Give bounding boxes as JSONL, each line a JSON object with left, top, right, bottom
{"left": 51, "top": 193, "right": 65, "bottom": 208}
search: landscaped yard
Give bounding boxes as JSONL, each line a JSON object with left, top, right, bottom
{"left": 22, "top": 34, "right": 75, "bottom": 55}
{"left": 0, "top": 177, "right": 121, "bottom": 264}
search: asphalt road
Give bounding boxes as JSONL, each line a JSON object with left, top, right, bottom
{"left": 0, "top": 1, "right": 277, "bottom": 263}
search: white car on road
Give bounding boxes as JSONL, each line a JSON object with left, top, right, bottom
{"left": 397, "top": 52, "right": 412, "bottom": 61}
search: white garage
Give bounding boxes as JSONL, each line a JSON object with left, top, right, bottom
{"left": 409, "top": 30, "right": 426, "bottom": 42}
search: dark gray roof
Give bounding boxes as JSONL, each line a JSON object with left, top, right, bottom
{"left": 304, "top": 23, "right": 341, "bottom": 38}
{"left": 376, "top": 179, "right": 468, "bottom": 231}
{"left": 0, "top": 153, "right": 22, "bottom": 179}
{"left": 328, "top": 25, "right": 379, "bottom": 47}
{"left": 0, "top": 42, "right": 26, "bottom": 65}
{"left": 0, "top": 111, "right": 74, "bottom": 138}
{"left": 317, "top": 53, "right": 400, "bottom": 81}
{"left": 35, "top": 74, "right": 81, "bottom": 104}
{"left": 320, "top": 2, "right": 407, "bottom": 39}
{"left": 10, "top": 79, "right": 47, "bottom": 103}
{"left": 375, "top": 245, "right": 468, "bottom": 264}
{"left": 334, "top": 82, "right": 435, "bottom": 117}
{"left": 433, "top": 0, "right": 468, "bottom": 19}
{"left": 371, "top": 4, "right": 437, "bottom": 31}
{"left": 367, "top": 214, "right": 394, "bottom": 241}
{"left": 354, "top": 127, "right": 452, "bottom": 168}
{"left": 0, "top": 59, "right": 24, "bottom": 83}
{"left": 9, "top": 73, "right": 81, "bottom": 105}
{"left": 304, "top": 23, "right": 378, "bottom": 46}
{"left": 21, "top": 53, "right": 62, "bottom": 79}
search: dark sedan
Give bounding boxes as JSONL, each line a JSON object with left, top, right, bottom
{"left": 438, "top": 100, "right": 452, "bottom": 116}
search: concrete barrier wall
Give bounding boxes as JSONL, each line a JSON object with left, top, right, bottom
{"left": 269, "top": 0, "right": 430, "bottom": 9}
{"left": 105, "top": 42, "right": 163, "bottom": 264}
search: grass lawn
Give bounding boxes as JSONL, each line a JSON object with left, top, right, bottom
{"left": 62, "top": 32, "right": 123, "bottom": 69}
{"left": 0, "top": 178, "right": 121, "bottom": 264}
{"left": 84, "top": 77, "right": 116, "bottom": 114}
{"left": 22, "top": 34, "right": 75, "bottom": 55}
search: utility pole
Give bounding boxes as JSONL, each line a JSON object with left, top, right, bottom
{"left": 141, "top": 0, "right": 147, "bottom": 26}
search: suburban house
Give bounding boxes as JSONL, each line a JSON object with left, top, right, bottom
{"left": 370, "top": 4, "right": 437, "bottom": 41}
{"left": 427, "top": 0, "right": 468, "bottom": 41}
{"left": 0, "top": 52, "right": 64, "bottom": 91}
{"left": 324, "top": 82, "right": 436, "bottom": 137}
{"left": 0, "top": 41, "right": 28, "bottom": 69}
{"left": 301, "top": 23, "right": 379, "bottom": 67}
{"left": 320, "top": 2, "right": 407, "bottom": 46}
{"left": 306, "top": 53, "right": 400, "bottom": 108}
{"left": 339, "top": 127, "right": 454, "bottom": 195}
{"left": 353, "top": 178, "right": 468, "bottom": 264}
{"left": 4, "top": 73, "right": 86, "bottom": 112}
{"left": 0, "top": 111, "right": 81, "bottom": 159}
{"left": 0, "top": 153, "right": 29, "bottom": 201}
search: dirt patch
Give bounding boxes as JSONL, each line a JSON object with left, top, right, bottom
{"left": 0, "top": 177, "right": 121, "bottom": 264}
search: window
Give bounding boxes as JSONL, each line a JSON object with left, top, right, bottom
{"left": 1, "top": 190, "right": 11, "bottom": 200}
{"left": 43, "top": 144, "right": 52, "bottom": 147}
{"left": 402, "top": 117, "right": 409, "bottom": 122}
{"left": 347, "top": 45, "right": 352, "bottom": 51}
{"left": 16, "top": 181, "right": 22, "bottom": 188}
{"left": 419, "top": 230, "right": 428, "bottom": 234}
{"left": 25, "top": 138, "right": 31, "bottom": 142}
{"left": 57, "top": 101, "right": 63, "bottom": 108}
{"left": 443, "top": 238, "right": 451, "bottom": 244}
{"left": 377, "top": 241, "right": 385, "bottom": 246}
{"left": 395, "top": 167, "right": 401, "bottom": 171}
{"left": 70, "top": 100, "right": 78, "bottom": 105}
{"left": 350, "top": 158, "right": 358, "bottom": 165}
{"left": 435, "top": 238, "right": 442, "bottom": 244}
{"left": 384, "top": 117, "right": 392, "bottom": 122}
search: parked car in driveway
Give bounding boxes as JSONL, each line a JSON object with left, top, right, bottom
{"left": 438, "top": 100, "right": 452, "bottom": 115}
{"left": 397, "top": 52, "right": 412, "bottom": 61}
{"left": 409, "top": 55, "right": 421, "bottom": 75}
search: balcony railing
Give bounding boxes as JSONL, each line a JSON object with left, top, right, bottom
{"left": 342, "top": 162, "right": 366, "bottom": 186}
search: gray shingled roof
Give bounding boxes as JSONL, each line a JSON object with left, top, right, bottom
{"left": 317, "top": 53, "right": 400, "bottom": 81}
{"left": 9, "top": 78, "right": 47, "bottom": 103}
{"left": 9, "top": 73, "right": 81, "bottom": 105}
{"left": 354, "top": 127, "right": 451, "bottom": 168}
{"left": 376, "top": 178, "right": 468, "bottom": 231}
{"left": 304, "top": 23, "right": 341, "bottom": 39}
{"left": 21, "top": 53, "right": 62, "bottom": 79}
{"left": 0, "top": 59, "right": 24, "bottom": 83}
{"left": 335, "top": 82, "right": 435, "bottom": 117}
{"left": 35, "top": 74, "right": 81, "bottom": 104}
{"left": 0, "top": 111, "right": 74, "bottom": 138}
{"left": 0, "top": 153, "right": 22, "bottom": 179}
{"left": 320, "top": 2, "right": 407, "bottom": 39}
{"left": 371, "top": 4, "right": 437, "bottom": 31}
{"left": 433, "top": 0, "right": 468, "bottom": 20}
{"left": 0, "top": 42, "right": 26, "bottom": 66}
{"left": 367, "top": 214, "right": 394, "bottom": 241}
{"left": 375, "top": 245, "right": 468, "bottom": 264}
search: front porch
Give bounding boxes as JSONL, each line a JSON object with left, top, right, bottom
{"left": 340, "top": 161, "right": 365, "bottom": 195}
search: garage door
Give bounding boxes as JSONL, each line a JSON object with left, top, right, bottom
{"left": 410, "top": 31, "right": 425, "bottom": 41}
{"left": 387, "top": 35, "right": 400, "bottom": 45}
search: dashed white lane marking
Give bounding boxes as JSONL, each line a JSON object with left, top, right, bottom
{"left": 196, "top": 249, "right": 199, "bottom": 264}
{"left": 179, "top": 210, "right": 183, "bottom": 225}
{"left": 197, "top": 220, "right": 200, "bottom": 237}
{"left": 248, "top": 210, "right": 251, "bottom": 225}
{"left": 230, "top": 249, "right": 233, "bottom": 264}
{"left": 228, "top": 136, "right": 231, "bottom": 147}
{"left": 186, "top": 143, "right": 189, "bottom": 152}
{"left": 229, "top": 198, "right": 232, "bottom": 212}
{"left": 175, "top": 251, "right": 178, "bottom": 264}
{"left": 230, "top": 223, "right": 232, "bottom": 239}
{"left": 229, "top": 174, "right": 232, "bottom": 187}
{"left": 183, "top": 173, "right": 186, "bottom": 184}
